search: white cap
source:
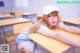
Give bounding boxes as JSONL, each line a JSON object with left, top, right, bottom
{"left": 42, "top": 5, "right": 59, "bottom": 15}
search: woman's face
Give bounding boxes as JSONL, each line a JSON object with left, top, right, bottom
{"left": 47, "top": 11, "right": 59, "bottom": 26}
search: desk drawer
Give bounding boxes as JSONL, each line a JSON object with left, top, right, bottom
{"left": 4, "top": 31, "right": 14, "bottom": 36}
{"left": 3, "top": 25, "right": 13, "bottom": 32}
{"left": 3, "top": 25, "right": 14, "bottom": 36}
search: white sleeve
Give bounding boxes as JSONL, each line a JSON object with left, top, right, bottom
{"left": 37, "top": 24, "right": 48, "bottom": 33}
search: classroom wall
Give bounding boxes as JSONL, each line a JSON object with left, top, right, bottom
{"left": 0, "top": 0, "right": 14, "bottom": 14}
{"left": 14, "top": 0, "right": 30, "bottom": 13}
{"left": 0, "top": 0, "right": 80, "bottom": 18}
{"left": 57, "top": 4, "right": 80, "bottom": 18}
{"left": 29, "top": 0, "right": 56, "bottom": 14}
{"left": 29, "top": 0, "right": 80, "bottom": 18}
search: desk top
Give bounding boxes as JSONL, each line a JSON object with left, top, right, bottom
{"left": 0, "top": 14, "right": 13, "bottom": 18}
{"left": 22, "top": 12, "right": 36, "bottom": 16}
{"left": 63, "top": 17, "right": 80, "bottom": 24}
{"left": 0, "top": 18, "right": 29, "bottom": 26}
{"left": 29, "top": 29, "right": 80, "bottom": 53}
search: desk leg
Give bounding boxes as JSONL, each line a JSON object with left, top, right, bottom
{"left": 72, "top": 48, "right": 75, "bottom": 53}
{"left": 33, "top": 42, "right": 37, "bottom": 53}
{"left": 0, "top": 26, "right": 5, "bottom": 44}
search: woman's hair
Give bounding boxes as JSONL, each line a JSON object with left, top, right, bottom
{"left": 30, "top": 14, "right": 61, "bottom": 33}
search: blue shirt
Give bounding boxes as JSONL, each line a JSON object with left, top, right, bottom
{"left": 16, "top": 20, "right": 47, "bottom": 44}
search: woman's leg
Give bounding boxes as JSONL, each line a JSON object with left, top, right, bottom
{"left": 18, "top": 41, "right": 35, "bottom": 53}
{"left": 18, "top": 41, "right": 50, "bottom": 53}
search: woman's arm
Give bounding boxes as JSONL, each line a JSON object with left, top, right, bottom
{"left": 59, "top": 22, "right": 80, "bottom": 35}
{"left": 37, "top": 24, "right": 80, "bottom": 48}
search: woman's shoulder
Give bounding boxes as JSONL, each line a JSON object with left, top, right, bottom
{"left": 37, "top": 23, "right": 48, "bottom": 32}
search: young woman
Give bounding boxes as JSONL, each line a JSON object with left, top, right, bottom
{"left": 16, "top": 5, "right": 80, "bottom": 53}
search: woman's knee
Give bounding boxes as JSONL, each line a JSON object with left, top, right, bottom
{"left": 18, "top": 41, "right": 35, "bottom": 53}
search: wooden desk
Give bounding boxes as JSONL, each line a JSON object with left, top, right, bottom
{"left": 0, "top": 18, "right": 31, "bottom": 43}
{"left": 0, "top": 14, "right": 13, "bottom": 18}
{"left": 63, "top": 17, "right": 80, "bottom": 24}
{"left": 22, "top": 13, "right": 36, "bottom": 20}
{"left": 0, "top": 18, "right": 32, "bottom": 53}
{"left": 0, "top": 18, "right": 29, "bottom": 26}
{"left": 22, "top": 12, "right": 36, "bottom": 16}
{"left": 29, "top": 29, "right": 80, "bottom": 53}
